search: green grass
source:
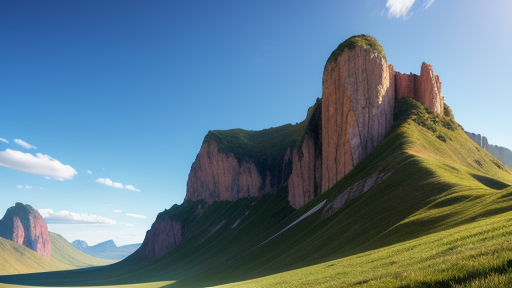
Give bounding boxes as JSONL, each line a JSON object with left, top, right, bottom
{"left": 326, "top": 34, "right": 386, "bottom": 64}
{"left": 1, "top": 99, "right": 511, "bottom": 287}
{"left": 217, "top": 211, "right": 512, "bottom": 288}
{"left": 49, "top": 232, "right": 113, "bottom": 268}
{"left": 0, "top": 232, "right": 112, "bottom": 276}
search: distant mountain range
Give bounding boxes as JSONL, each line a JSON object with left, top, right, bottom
{"left": 466, "top": 132, "right": 512, "bottom": 168}
{"left": 71, "top": 239, "right": 140, "bottom": 261}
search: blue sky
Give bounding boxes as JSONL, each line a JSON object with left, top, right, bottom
{"left": 1, "top": 0, "right": 511, "bottom": 246}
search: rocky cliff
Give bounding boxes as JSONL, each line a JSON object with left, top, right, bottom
{"left": 288, "top": 99, "right": 322, "bottom": 209}
{"left": 466, "top": 132, "right": 512, "bottom": 168}
{"left": 185, "top": 34, "right": 445, "bottom": 205}
{"left": 395, "top": 62, "right": 443, "bottom": 115}
{"left": 321, "top": 35, "right": 395, "bottom": 193}
{"left": 186, "top": 141, "right": 268, "bottom": 202}
{"left": 141, "top": 35, "right": 450, "bottom": 260}
{"left": 138, "top": 216, "right": 182, "bottom": 259}
{"left": 0, "top": 202, "right": 51, "bottom": 259}
{"left": 186, "top": 100, "right": 323, "bottom": 205}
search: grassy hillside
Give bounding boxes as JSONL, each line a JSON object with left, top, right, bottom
{"left": 49, "top": 232, "right": 113, "bottom": 268}
{"left": 1, "top": 98, "right": 511, "bottom": 287}
{"left": 0, "top": 232, "right": 112, "bottom": 276}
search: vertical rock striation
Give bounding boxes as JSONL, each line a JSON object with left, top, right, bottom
{"left": 0, "top": 203, "right": 51, "bottom": 259}
{"left": 138, "top": 217, "right": 182, "bottom": 259}
{"left": 186, "top": 141, "right": 265, "bottom": 203}
{"left": 395, "top": 62, "right": 443, "bottom": 115}
{"left": 321, "top": 36, "right": 395, "bottom": 193}
{"left": 288, "top": 100, "right": 322, "bottom": 209}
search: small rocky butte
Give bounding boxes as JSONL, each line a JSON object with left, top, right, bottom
{"left": 0, "top": 202, "right": 51, "bottom": 259}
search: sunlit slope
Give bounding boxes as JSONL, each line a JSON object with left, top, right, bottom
{"left": 49, "top": 232, "right": 113, "bottom": 268}
{"left": 1, "top": 99, "right": 511, "bottom": 287}
{"left": 0, "top": 236, "right": 69, "bottom": 275}
{"left": 0, "top": 232, "right": 112, "bottom": 275}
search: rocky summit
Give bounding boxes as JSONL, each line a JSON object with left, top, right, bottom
{"left": 0, "top": 202, "right": 51, "bottom": 259}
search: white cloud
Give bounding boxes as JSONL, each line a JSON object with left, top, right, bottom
{"left": 113, "top": 210, "right": 122, "bottom": 213}
{"left": 126, "top": 213, "right": 146, "bottom": 219}
{"left": 386, "top": 0, "right": 415, "bottom": 19}
{"left": 0, "top": 149, "right": 77, "bottom": 180}
{"left": 95, "top": 178, "right": 123, "bottom": 189}
{"left": 125, "top": 185, "right": 141, "bottom": 192}
{"left": 39, "top": 209, "right": 116, "bottom": 224}
{"left": 14, "top": 139, "right": 37, "bottom": 150}
{"left": 17, "top": 185, "right": 23, "bottom": 189}
{"left": 87, "top": 170, "right": 92, "bottom": 174}
{"left": 25, "top": 185, "right": 32, "bottom": 189}
{"left": 95, "top": 178, "right": 142, "bottom": 192}
{"left": 0, "top": 138, "right": 8, "bottom": 144}
{"left": 423, "top": 0, "right": 434, "bottom": 10}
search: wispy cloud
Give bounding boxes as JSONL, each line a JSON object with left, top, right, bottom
{"left": 95, "top": 178, "right": 141, "bottom": 192}
{"left": 386, "top": 0, "right": 415, "bottom": 19}
{"left": 16, "top": 185, "right": 33, "bottom": 189}
{"left": 126, "top": 213, "right": 146, "bottom": 219}
{"left": 0, "top": 149, "right": 77, "bottom": 180}
{"left": 14, "top": 139, "right": 37, "bottom": 150}
{"left": 422, "top": 0, "right": 435, "bottom": 10}
{"left": 39, "top": 209, "right": 116, "bottom": 224}
{"left": 95, "top": 178, "right": 123, "bottom": 189}
{"left": 0, "top": 138, "right": 8, "bottom": 144}
{"left": 125, "top": 185, "right": 141, "bottom": 192}
{"left": 87, "top": 170, "right": 92, "bottom": 174}
{"left": 113, "top": 210, "right": 122, "bottom": 213}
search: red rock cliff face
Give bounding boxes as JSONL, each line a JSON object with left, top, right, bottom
{"left": 395, "top": 62, "right": 443, "bottom": 115}
{"left": 138, "top": 217, "right": 181, "bottom": 259}
{"left": 12, "top": 216, "right": 24, "bottom": 245}
{"left": 186, "top": 141, "right": 267, "bottom": 203}
{"left": 0, "top": 203, "right": 51, "bottom": 259}
{"left": 321, "top": 45, "right": 395, "bottom": 193}
{"left": 288, "top": 135, "right": 322, "bottom": 209}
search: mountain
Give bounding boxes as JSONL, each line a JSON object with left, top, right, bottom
{"left": 72, "top": 239, "right": 141, "bottom": 260}
{"left": 139, "top": 35, "right": 447, "bottom": 259}
{"left": 0, "top": 203, "right": 112, "bottom": 275}
{"left": 1, "top": 34, "right": 511, "bottom": 287}
{"left": 466, "top": 131, "right": 512, "bottom": 168}
{"left": 0, "top": 202, "right": 51, "bottom": 258}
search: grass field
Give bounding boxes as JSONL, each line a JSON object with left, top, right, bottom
{"left": 1, "top": 99, "right": 511, "bottom": 287}
{"left": 0, "top": 232, "right": 112, "bottom": 276}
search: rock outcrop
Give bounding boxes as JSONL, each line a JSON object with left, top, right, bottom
{"left": 138, "top": 217, "right": 182, "bottom": 259}
{"left": 466, "top": 131, "right": 512, "bottom": 168}
{"left": 186, "top": 141, "right": 268, "bottom": 203}
{"left": 288, "top": 100, "right": 322, "bottom": 209}
{"left": 395, "top": 62, "right": 443, "bottom": 115}
{"left": 322, "top": 171, "right": 392, "bottom": 218}
{"left": 0, "top": 203, "right": 51, "bottom": 259}
{"left": 321, "top": 36, "right": 395, "bottom": 193}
